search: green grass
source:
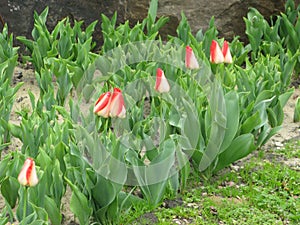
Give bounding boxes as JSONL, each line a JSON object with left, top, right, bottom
{"left": 276, "top": 140, "right": 300, "bottom": 159}
{"left": 120, "top": 141, "right": 300, "bottom": 224}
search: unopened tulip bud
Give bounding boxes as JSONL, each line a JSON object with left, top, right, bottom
{"left": 210, "top": 40, "right": 224, "bottom": 64}
{"left": 222, "top": 41, "right": 233, "bottom": 64}
{"left": 155, "top": 68, "right": 170, "bottom": 93}
{"left": 18, "top": 158, "right": 38, "bottom": 187}
{"left": 185, "top": 46, "right": 200, "bottom": 69}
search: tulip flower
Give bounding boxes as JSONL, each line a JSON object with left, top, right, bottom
{"left": 18, "top": 158, "right": 38, "bottom": 187}
{"left": 222, "top": 41, "right": 233, "bottom": 64}
{"left": 210, "top": 40, "right": 225, "bottom": 64}
{"left": 109, "top": 88, "right": 126, "bottom": 118}
{"left": 185, "top": 46, "right": 199, "bottom": 69}
{"left": 155, "top": 68, "right": 170, "bottom": 93}
{"left": 93, "top": 91, "right": 112, "bottom": 118}
{"left": 210, "top": 40, "right": 233, "bottom": 64}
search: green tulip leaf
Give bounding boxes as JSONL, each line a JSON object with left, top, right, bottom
{"left": 65, "top": 177, "right": 92, "bottom": 225}
{"left": 220, "top": 91, "right": 239, "bottom": 152}
{"left": 215, "top": 134, "right": 256, "bottom": 171}
{"left": 0, "top": 177, "right": 19, "bottom": 208}
{"left": 44, "top": 196, "right": 62, "bottom": 225}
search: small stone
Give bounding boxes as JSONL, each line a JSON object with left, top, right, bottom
{"left": 163, "top": 198, "right": 183, "bottom": 208}
{"left": 173, "top": 219, "right": 181, "bottom": 224}
{"left": 210, "top": 206, "right": 218, "bottom": 215}
{"left": 187, "top": 202, "right": 198, "bottom": 208}
{"left": 274, "top": 141, "right": 284, "bottom": 147}
{"left": 230, "top": 165, "right": 240, "bottom": 171}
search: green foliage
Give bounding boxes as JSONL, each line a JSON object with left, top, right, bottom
{"left": 17, "top": 7, "right": 98, "bottom": 106}
{"left": 0, "top": 24, "right": 21, "bottom": 154}
{"left": 294, "top": 97, "right": 300, "bottom": 122}
{"left": 0, "top": 24, "right": 19, "bottom": 66}
{"left": 244, "top": 0, "right": 300, "bottom": 74}
{"left": 65, "top": 177, "right": 92, "bottom": 225}
{"left": 101, "top": 0, "right": 168, "bottom": 52}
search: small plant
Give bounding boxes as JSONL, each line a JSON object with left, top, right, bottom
{"left": 0, "top": 24, "right": 22, "bottom": 155}
{"left": 294, "top": 97, "right": 300, "bottom": 122}
{"left": 244, "top": 0, "right": 300, "bottom": 74}
{"left": 101, "top": 0, "right": 168, "bottom": 52}
{"left": 17, "top": 7, "right": 98, "bottom": 106}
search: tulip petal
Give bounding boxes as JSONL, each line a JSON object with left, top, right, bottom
{"left": 185, "top": 46, "right": 200, "bottom": 69}
{"left": 222, "top": 41, "right": 233, "bottom": 64}
{"left": 18, "top": 158, "right": 38, "bottom": 187}
{"left": 94, "top": 92, "right": 111, "bottom": 118}
{"left": 210, "top": 40, "right": 224, "bottom": 64}
{"left": 110, "top": 88, "right": 126, "bottom": 118}
{"left": 28, "top": 161, "right": 39, "bottom": 186}
{"left": 155, "top": 68, "right": 170, "bottom": 93}
{"left": 18, "top": 158, "right": 31, "bottom": 186}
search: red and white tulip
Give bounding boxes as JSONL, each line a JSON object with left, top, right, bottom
{"left": 93, "top": 91, "right": 112, "bottom": 118}
{"left": 210, "top": 40, "right": 225, "bottom": 64}
{"left": 210, "top": 40, "right": 233, "bottom": 64}
{"left": 109, "top": 88, "right": 126, "bottom": 118}
{"left": 155, "top": 68, "right": 170, "bottom": 93}
{"left": 185, "top": 46, "right": 199, "bottom": 69}
{"left": 18, "top": 158, "right": 39, "bottom": 187}
{"left": 221, "top": 41, "right": 233, "bottom": 64}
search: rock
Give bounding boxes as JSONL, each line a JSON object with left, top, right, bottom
{"left": 156, "top": 0, "right": 300, "bottom": 42}
{"left": 163, "top": 198, "right": 183, "bottom": 208}
{"left": 0, "top": 0, "right": 126, "bottom": 50}
{"left": 274, "top": 141, "right": 284, "bottom": 148}
{"left": 0, "top": 0, "right": 299, "bottom": 50}
{"left": 135, "top": 212, "right": 159, "bottom": 224}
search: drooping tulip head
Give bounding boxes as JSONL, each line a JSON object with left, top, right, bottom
{"left": 93, "top": 91, "right": 112, "bottom": 118}
{"left": 155, "top": 68, "right": 170, "bottom": 93}
{"left": 18, "top": 158, "right": 39, "bottom": 187}
{"left": 185, "top": 46, "right": 200, "bottom": 69}
{"left": 210, "top": 40, "right": 225, "bottom": 64}
{"left": 109, "top": 88, "right": 126, "bottom": 118}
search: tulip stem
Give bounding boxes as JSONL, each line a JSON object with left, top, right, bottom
{"left": 214, "top": 64, "right": 225, "bottom": 84}
{"left": 23, "top": 186, "right": 28, "bottom": 220}
{"left": 101, "top": 117, "right": 111, "bottom": 134}
{"left": 187, "top": 69, "right": 198, "bottom": 99}
{"left": 186, "top": 70, "right": 191, "bottom": 88}
{"left": 159, "top": 94, "right": 163, "bottom": 116}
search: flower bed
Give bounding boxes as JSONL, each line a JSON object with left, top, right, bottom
{"left": 0, "top": 0, "right": 299, "bottom": 224}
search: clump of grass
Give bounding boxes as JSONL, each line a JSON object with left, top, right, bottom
{"left": 277, "top": 140, "right": 300, "bottom": 159}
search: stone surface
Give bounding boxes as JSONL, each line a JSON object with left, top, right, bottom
{"left": 156, "top": 0, "right": 300, "bottom": 42}
{"left": 0, "top": 0, "right": 299, "bottom": 48}
{"left": 0, "top": 0, "right": 126, "bottom": 49}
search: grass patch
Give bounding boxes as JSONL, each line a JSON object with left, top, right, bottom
{"left": 277, "top": 140, "right": 300, "bottom": 159}
{"left": 120, "top": 141, "right": 300, "bottom": 224}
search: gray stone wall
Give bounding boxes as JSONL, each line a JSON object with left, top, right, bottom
{"left": 0, "top": 0, "right": 299, "bottom": 47}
